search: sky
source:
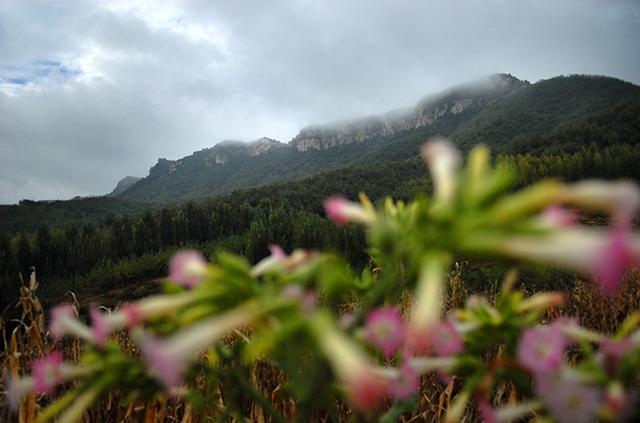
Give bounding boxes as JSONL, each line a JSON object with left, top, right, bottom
{"left": 0, "top": 0, "right": 639, "bottom": 204}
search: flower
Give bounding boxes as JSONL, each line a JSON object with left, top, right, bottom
{"left": 562, "top": 180, "right": 640, "bottom": 226}
{"left": 406, "top": 258, "right": 444, "bottom": 354}
{"left": 592, "top": 227, "right": 634, "bottom": 294}
{"left": 434, "top": 320, "right": 463, "bottom": 357}
{"left": 90, "top": 306, "right": 110, "bottom": 348}
{"left": 421, "top": 139, "right": 461, "bottom": 202}
{"left": 517, "top": 326, "right": 567, "bottom": 376}
{"left": 139, "top": 305, "right": 257, "bottom": 390}
{"left": 476, "top": 396, "right": 498, "bottom": 423}
{"left": 168, "top": 250, "right": 207, "bottom": 288}
{"left": 49, "top": 303, "right": 94, "bottom": 342}
{"left": 32, "top": 352, "right": 64, "bottom": 395}
{"left": 120, "top": 302, "right": 143, "bottom": 330}
{"left": 365, "top": 307, "right": 405, "bottom": 358}
{"left": 389, "top": 362, "right": 419, "bottom": 401}
{"left": 540, "top": 205, "right": 578, "bottom": 228}
{"left": 5, "top": 376, "right": 34, "bottom": 410}
{"left": 251, "top": 245, "right": 317, "bottom": 276}
{"left": 600, "top": 337, "right": 633, "bottom": 375}
{"left": 535, "top": 373, "right": 601, "bottom": 423}
{"left": 323, "top": 196, "right": 375, "bottom": 226}
{"left": 314, "top": 316, "right": 387, "bottom": 413}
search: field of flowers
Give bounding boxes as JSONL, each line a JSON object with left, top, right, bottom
{"left": 3, "top": 140, "right": 640, "bottom": 422}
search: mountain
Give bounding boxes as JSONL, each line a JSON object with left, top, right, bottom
{"left": 108, "top": 176, "right": 142, "bottom": 196}
{"left": 114, "top": 73, "right": 640, "bottom": 204}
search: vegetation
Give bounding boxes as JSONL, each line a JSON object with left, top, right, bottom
{"left": 4, "top": 141, "right": 640, "bottom": 422}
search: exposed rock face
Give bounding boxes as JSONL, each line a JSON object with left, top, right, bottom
{"left": 108, "top": 176, "right": 142, "bottom": 196}
{"left": 290, "top": 73, "right": 527, "bottom": 151}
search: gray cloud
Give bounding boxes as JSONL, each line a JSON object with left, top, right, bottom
{"left": 0, "top": 0, "right": 638, "bottom": 203}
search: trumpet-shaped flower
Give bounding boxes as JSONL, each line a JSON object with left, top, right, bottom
{"left": 49, "top": 303, "right": 95, "bottom": 342}
{"left": 517, "top": 326, "right": 567, "bottom": 376}
{"left": 6, "top": 376, "right": 34, "bottom": 410}
{"left": 389, "top": 362, "right": 419, "bottom": 401}
{"left": 406, "top": 258, "right": 444, "bottom": 354}
{"left": 421, "top": 139, "right": 461, "bottom": 202}
{"left": 323, "top": 196, "right": 375, "bottom": 226}
{"left": 434, "top": 320, "right": 463, "bottom": 357}
{"left": 32, "top": 352, "right": 63, "bottom": 395}
{"left": 365, "top": 307, "right": 405, "bottom": 358}
{"left": 593, "top": 227, "right": 634, "bottom": 294}
{"left": 168, "top": 250, "right": 207, "bottom": 288}
{"left": 314, "top": 317, "right": 387, "bottom": 413}
{"left": 536, "top": 373, "right": 601, "bottom": 423}
{"left": 540, "top": 205, "right": 577, "bottom": 228}
{"left": 562, "top": 180, "right": 640, "bottom": 226}
{"left": 251, "top": 245, "right": 317, "bottom": 276}
{"left": 90, "top": 306, "right": 111, "bottom": 348}
{"left": 139, "top": 305, "right": 257, "bottom": 390}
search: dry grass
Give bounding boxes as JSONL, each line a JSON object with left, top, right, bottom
{"left": 1, "top": 270, "right": 638, "bottom": 423}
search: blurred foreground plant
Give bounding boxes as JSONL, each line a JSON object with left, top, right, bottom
{"left": 4, "top": 140, "right": 640, "bottom": 423}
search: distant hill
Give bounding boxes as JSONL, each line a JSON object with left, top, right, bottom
{"left": 115, "top": 74, "right": 640, "bottom": 203}
{"left": 108, "top": 176, "right": 142, "bottom": 196}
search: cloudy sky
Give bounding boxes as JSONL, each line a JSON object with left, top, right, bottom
{"left": 0, "top": 0, "right": 639, "bottom": 203}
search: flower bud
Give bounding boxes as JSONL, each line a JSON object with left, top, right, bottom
{"left": 421, "top": 139, "right": 461, "bottom": 202}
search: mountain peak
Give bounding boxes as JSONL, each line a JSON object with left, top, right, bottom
{"left": 108, "top": 176, "right": 142, "bottom": 196}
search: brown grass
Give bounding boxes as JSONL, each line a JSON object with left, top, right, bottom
{"left": 2, "top": 270, "right": 638, "bottom": 422}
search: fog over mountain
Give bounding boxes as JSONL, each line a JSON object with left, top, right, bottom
{"left": 1, "top": 0, "right": 639, "bottom": 204}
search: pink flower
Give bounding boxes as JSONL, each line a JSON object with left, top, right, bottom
{"left": 49, "top": 304, "right": 77, "bottom": 340}
{"left": 517, "top": 326, "right": 567, "bottom": 376}
{"left": 139, "top": 334, "right": 186, "bottom": 390}
{"left": 268, "top": 244, "right": 287, "bottom": 261}
{"left": 346, "top": 369, "right": 387, "bottom": 413}
{"left": 90, "top": 306, "right": 109, "bottom": 348}
{"left": 600, "top": 337, "right": 633, "bottom": 375}
{"left": 251, "top": 245, "right": 317, "bottom": 276}
{"left": 323, "top": 196, "right": 374, "bottom": 226}
{"left": 593, "top": 227, "right": 633, "bottom": 295}
{"left": 389, "top": 363, "right": 419, "bottom": 401}
{"left": 168, "top": 250, "right": 207, "bottom": 288}
{"left": 434, "top": 320, "right": 463, "bottom": 357}
{"left": 366, "top": 307, "right": 405, "bottom": 358}
{"left": 32, "top": 352, "right": 63, "bottom": 395}
{"left": 476, "top": 396, "right": 498, "bottom": 423}
{"left": 540, "top": 205, "right": 578, "bottom": 228}
{"left": 121, "top": 303, "right": 143, "bottom": 330}
{"left": 536, "top": 373, "right": 601, "bottom": 423}
{"left": 49, "top": 303, "right": 94, "bottom": 342}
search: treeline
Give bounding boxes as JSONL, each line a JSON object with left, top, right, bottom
{"left": 3, "top": 140, "right": 640, "bottom": 311}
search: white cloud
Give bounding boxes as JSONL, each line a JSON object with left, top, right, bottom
{"left": 0, "top": 0, "right": 638, "bottom": 203}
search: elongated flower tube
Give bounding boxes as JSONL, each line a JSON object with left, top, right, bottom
{"left": 561, "top": 180, "right": 640, "bottom": 225}
{"left": 421, "top": 139, "right": 461, "bottom": 202}
{"left": 406, "top": 256, "right": 446, "bottom": 354}
{"left": 313, "top": 314, "right": 387, "bottom": 413}
{"left": 323, "top": 196, "right": 376, "bottom": 226}
{"left": 168, "top": 250, "right": 208, "bottom": 288}
{"left": 138, "top": 303, "right": 259, "bottom": 390}
{"left": 49, "top": 304, "right": 95, "bottom": 343}
{"left": 389, "top": 362, "right": 419, "bottom": 401}
{"left": 539, "top": 205, "right": 578, "bottom": 228}
{"left": 251, "top": 245, "right": 317, "bottom": 276}
{"left": 535, "top": 372, "right": 601, "bottom": 423}
{"left": 494, "top": 228, "right": 640, "bottom": 295}
{"left": 7, "top": 360, "right": 99, "bottom": 410}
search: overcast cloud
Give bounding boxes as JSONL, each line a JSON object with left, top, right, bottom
{"left": 0, "top": 0, "right": 638, "bottom": 203}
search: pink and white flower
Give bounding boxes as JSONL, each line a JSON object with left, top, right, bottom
{"left": 421, "top": 139, "right": 461, "bottom": 202}
{"left": 365, "top": 307, "right": 405, "bottom": 358}
{"left": 535, "top": 373, "right": 601, "bottom": 423}
{"left": 314, "top": 318, "right": 387, "bottom": 413}
{"left": 434, "top": 319, "right": 463, "bottom": 357}
{"left": 517, "top": 326, "right": 567, "bottom": 376}
{"left": 389, "top": 362, "right": 419, "bottom": 401}
{"left": 406, "top": 258, "right": 444, "bottom": 354}
{"left": 251, "top": 245, "right": 317, "bottom": 276}
{"left": 32, "top": 352, "right": 64, "bottom": 395}
{"left": 168, "top": 250, "right": 208, "bottom": 288}
{"left": 139, "top": 305, "right": 258, "bottom": 390}
{"left": 49, "top": 303, "right": 94, "bottom": 342}
{"left": 323, "top": 196, "right": 375, "bottom": 226}
{"left": 540, "top": 205, "right": 578, "bottom": 228}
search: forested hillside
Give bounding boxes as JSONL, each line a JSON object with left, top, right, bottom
{"left": 1, "top": 74, "right": 639, "bottom": 312}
